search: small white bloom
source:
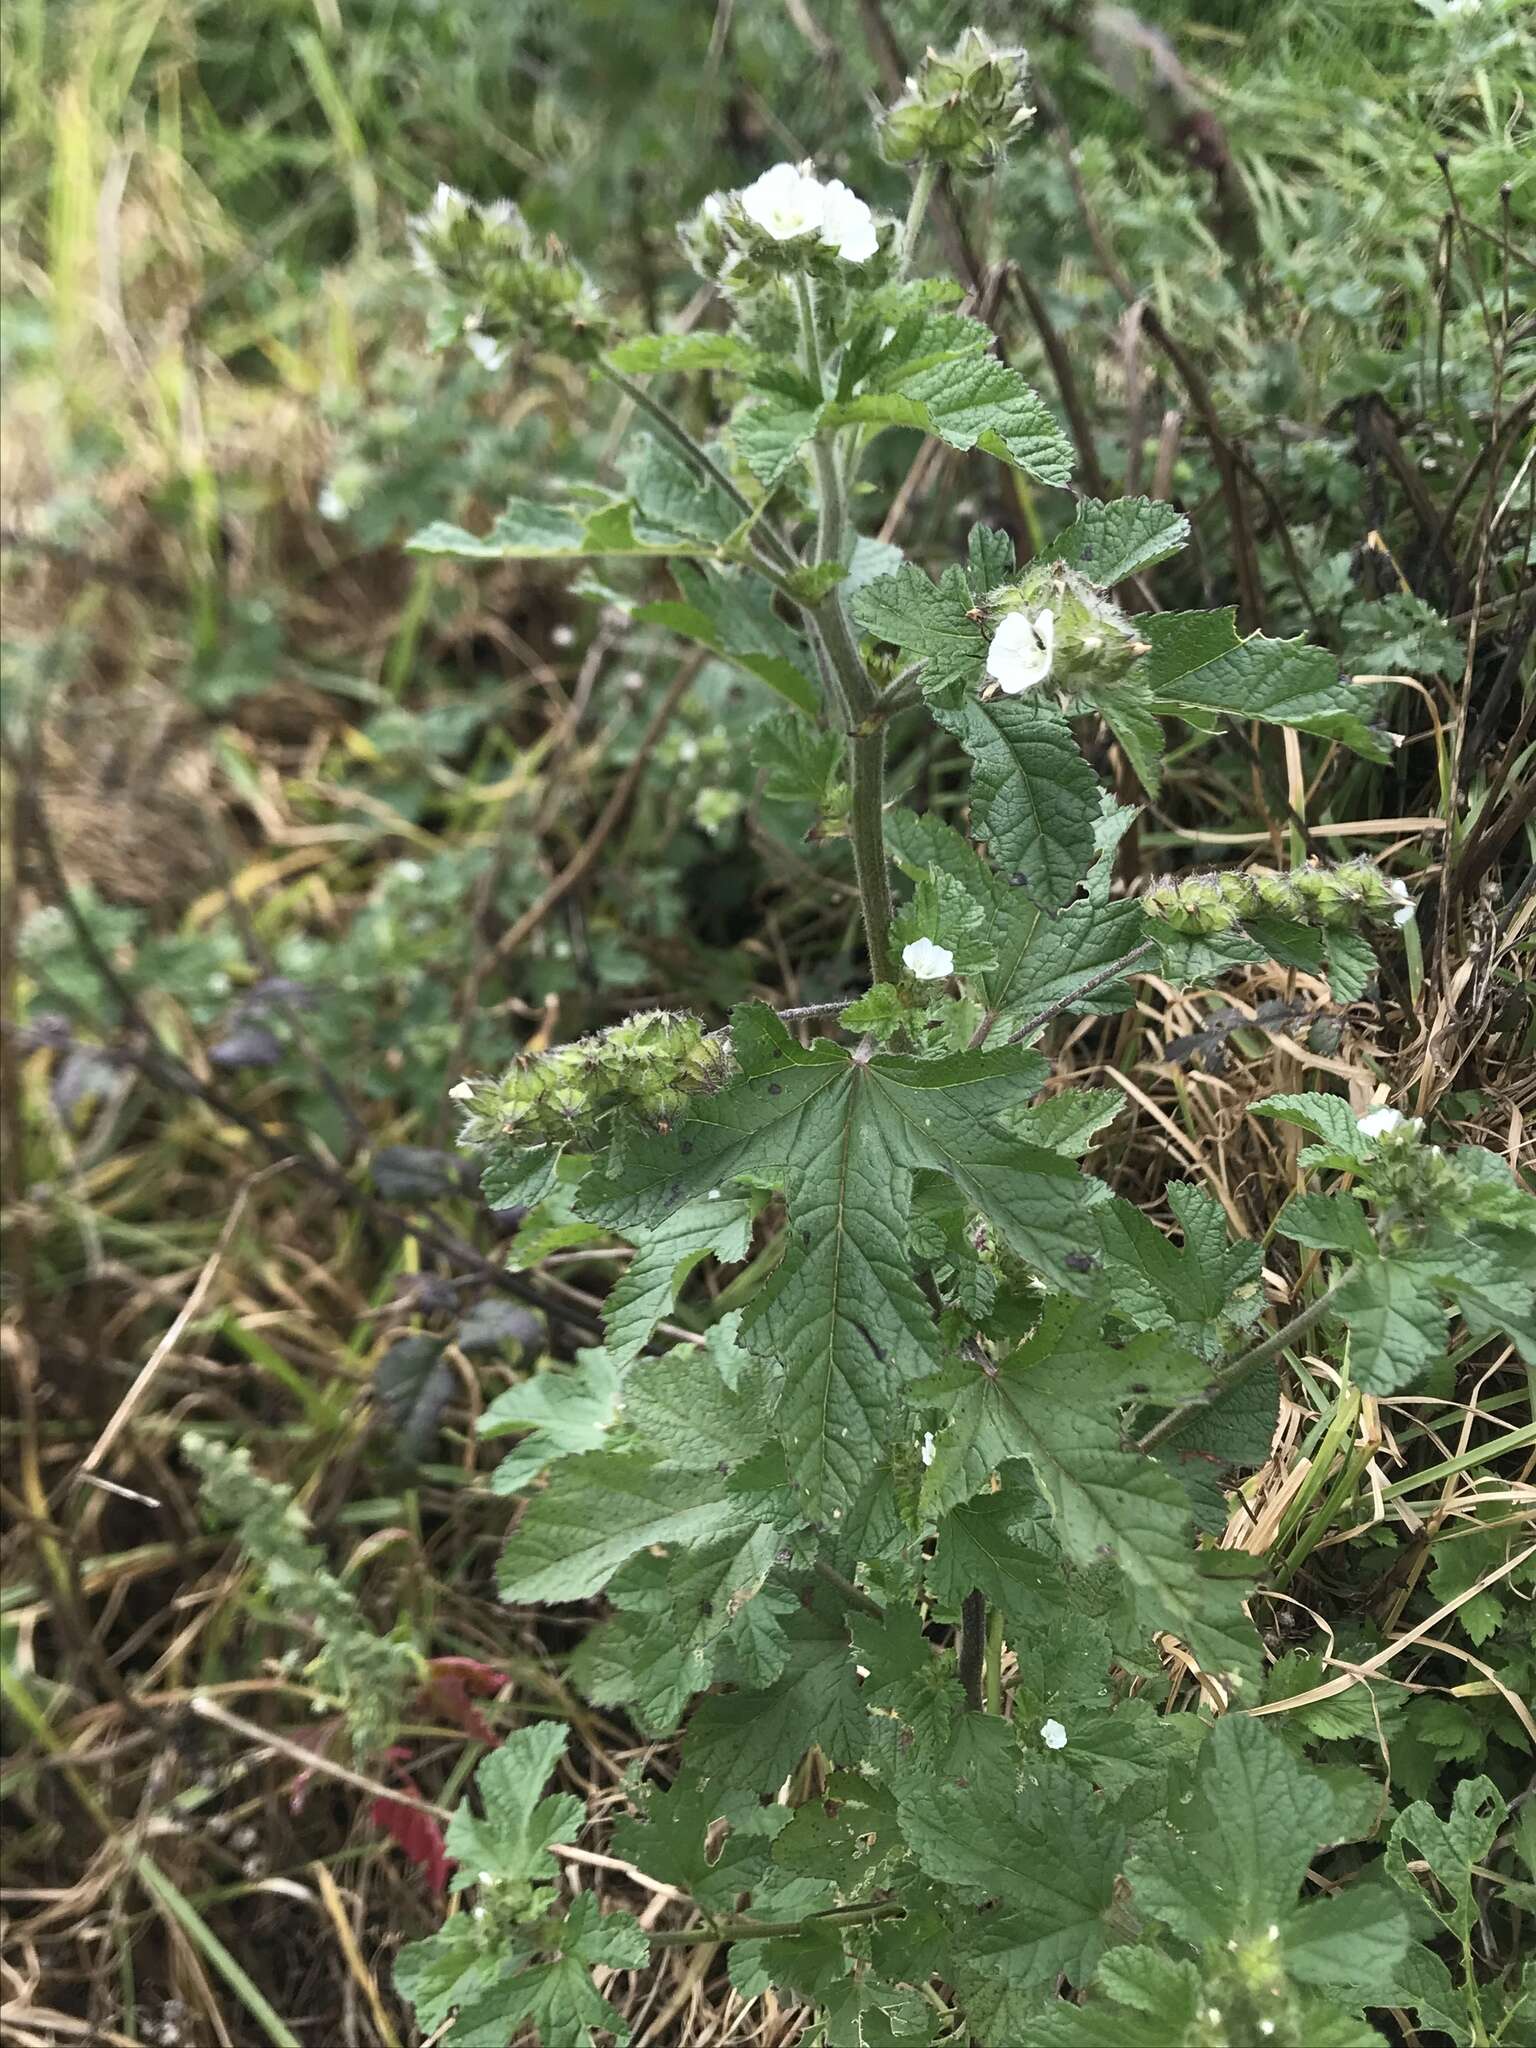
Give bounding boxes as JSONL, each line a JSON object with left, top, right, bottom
{"left": 448, "top": 1079, "right": 475, "bottom": 1103}
{"left": 1205, "top": 2014, "right": 1222, "bottom": 2029}
{"left": 920, "top": 1431, "right": 936, "bottom": 1467}
{"left": 1259, "top": 2025, "right": 1276, "bottom": 2039}
{"left": 740, "top": 162, "right": 826, "bottom": 243}
{"left": 1387, "top": 877, "right": 1416, "bottom": 927}
{"left": 818, "top": 177, "right": 879, "bottom": 262}
{"left": 1357, "top": 1105, "right": 1415, "bottom": 1140}
{"left": 902, "top": 936, "right": 954, "bottom": 981}
{"left": 466, "top": 331, "right": 507, "bottom": 372}
{"left": 551, "top": 623, "right": 576, "bottom": 648}
{"left": 1267, "top": 1924, "right": 1281, "bottom": 1942}
{"left": 1040, "top": 1718, "right": 1068, "bottom": 1750}
{"left": 986, "top": 609, "right": 1056, "bottom": 695}
{"left": 479, "top": 1870, "right": 495, "bottom": 1885}
{"left": 317, "top": 483, "right": 348, "bottom": 523}
{"left": 707, "top": 1187, "right": 722, "bottom": 1201}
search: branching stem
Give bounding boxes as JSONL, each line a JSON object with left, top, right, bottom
{"left": 1135, "top": 1273, "right": 1350, "bottom": 1457}
{"left": 649, "top": 1898, "right": 905, "bottom": 1949}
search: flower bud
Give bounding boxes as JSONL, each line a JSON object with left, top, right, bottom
{"left": 877, "top": 30, "right": 1034, "bottom": 176}
{"left": 409, "top": 185, "right": 610, "bottom": 364}
{"left": 1144, "top": 860, "right": 1417, "bottom": 936}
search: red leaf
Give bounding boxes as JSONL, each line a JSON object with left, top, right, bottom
{"left": 371, "top": 1790, "right": 451, "bottom": 1895}
{"left": 422, "top": 1657, "right": 508, "bottom": 1746}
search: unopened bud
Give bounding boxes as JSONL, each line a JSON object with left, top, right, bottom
{"left": 877, "top": 30, "right": 1034, "bottom": 176}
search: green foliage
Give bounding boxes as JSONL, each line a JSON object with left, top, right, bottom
{"left": 184, "top": 1436, "right": 421, "bottom": 1755}
{"left": 381, "top": 28, "right": 1532, "bottom": 2045}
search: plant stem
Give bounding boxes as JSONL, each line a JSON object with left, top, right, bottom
{"left": 899, "top": 159, "right": 940, "bottom": 277}
{"left": 1135, "top": 1274, "right": 1350, "bottom": 1457}
{"left": 813, "top": 1554, "right": 886, "bottom": 1621}
{"left": 848, "top": 728, "right": 896, "bottom": 983}
{"left": 958, "top": 1588, "right": 987, "bottom": 1711}
{"left": 649, "top": 1898, "right": 905, "bottom": 1949}
{"left": 790, "top": 268, "right": 894, "bottom": 986}
{"left": 984, "top": 1607, "right": 1005, "bottom": 1716}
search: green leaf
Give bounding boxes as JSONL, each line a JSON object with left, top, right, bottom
{"left": 479, "top": 1348, "right": 623, "bottom": 1494}
{"left": 636, "top": 561, "right": 819, "bottom": 713}
{"left": 621, "top": 1320, "right": 772, "bottom": 1466}
{"left": 1095, "top": 682, "right": 1166, "bottom": 796}
{"left": 1251, "top": 1089, "right": 1375, "bottom": 1163}
{"left": 932, "top": 696, "right": 1099, "bottom": 911}
{"left": 600, "top": 1190, "right": 753, "bottom": 1365}
{"left": 460, "top": 1896, "right": 648, "bottom": 2048}
{"left": 605, "top": 332, "right": 759, "bottom": 374}
{"left": 751, "top": 708, "right": 846, "bottom": 808}
{"left": 1128, "top": 1715, "right": 1403, "bottom": 1976}
{"left": 730, "top": 400, "right": 821, "bottom": 487}
{"left": 495, "top": 1451, "right": 755, "bottom": 1603}
{"left": 1142, "top": 610, "right": 1389, "bottom": 758}
{"left": 826, "top": 355, "right": 1074, "bottom": 485}
{"left": 850, "top": 561, "right": 987, "bottom": 701}
{"left": 850, "top": 1604, "right": 965, "bottom": 1765}
{"left": 1275, "top": 1192, "right": 1376, "bottom": 1256}
{"left": 938, "top": 1320, "right": 1260, "bottom": 1685}
{"left": 444, "top": 1723, "right": 580, "bottom": 1889}
{"left": 571, "top": 1523, "right": 793, "bottom": 1730}
{"left": 582, "top": 1007, "right": 1102, "bottom": 1516}
{"left": 1388, "top": 1775, "right": 1505, "bottom": 1939}
{"left": 899, "top": 1720, "right": 1122, "bottom": 1993}
{"left": 1054, "top": 497, "right": 1190, "bottom": 586}
{"left": 684, "top": 1608, "right": 868, "bottom": 1793}
{"left": 1333, "top": 1257, "right": 1449, "bottom": 1394}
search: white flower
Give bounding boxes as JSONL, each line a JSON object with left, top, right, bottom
{"left": 1040, "top": 1718, "right": 1068, "bottom": 1750}
{"left": 317, "top": 484, "right": 348, "bottom": 523}
{"left": 818, "top": 178, "right": 879, "bottom": 262}
{"left": 448, "top": 1079, "right": 475, "bottom": 1103}
{"left": 920, "top": 1431, "right": 936, "bottom": 1467}
{"left": 986, "top": 609, "right": 1056, "bottom": 695}
{"left": 902, "top": 936, "right": 954, "bottom": 981}
{"left": 1387, "top": 877, "right": 1416, "bottom": 927}
{"left": 466, "top": 331, "right": 507, "bottom": 372}
{"left": 740, "top": 162, "right": 826, "bottom": 242}
{"left": 737, "top": 163, "right": 878, "bottom": 263}
{"left": 1357, "top": 1105, "right": 1411, "bottom": 1139}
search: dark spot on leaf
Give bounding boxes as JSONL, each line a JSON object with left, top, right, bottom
{"left": 1011, "top": 871, "right": 1030, "bottom": 887}
{"left": 768, "top": 1082, "right": 783, "bottom": 1096}
{"left": 1065, "top": 1251, "right": 1099, "bottom": 1272}
{"left": 680, "top": 1141, "right": 694, "bottom": 1155}
{"left": 1079, "top": 544, "right": 1094, "bottom": 561}
{"left": 700, "top": 1601, "right": 714, "bottom": 1618}
{"left": 852, "top": 1319, "right": 887, "bottom": 1361}
{"left": 1130, "top": 1382, "right": 1150, "bottom": 1395}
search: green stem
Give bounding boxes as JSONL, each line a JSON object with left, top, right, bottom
{"left": 1135, "top": 1273, "right": 1350, "bottom": 1458}
{"left": 649, "top": 1898, "right": 905, "bottom": 1949}
{"left": 984, "top": 1607, "right": 1005, "bottom": 1716}
{"left": 899, "top": 159, "right": 940, "bottom": 277}
{"left": 958, "top": 1588, "right": 986, "bottom": 1712}
{"left": 849, "top": 726, "right": 895, "bottom": 984}
{"left": 813, "top": 1554, "right": 886, "bottom": 1621}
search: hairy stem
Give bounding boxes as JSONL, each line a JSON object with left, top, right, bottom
{"left": 984, "top": 1606, "right": 1005, "bottom": 1716}
{"left": 899, "top": 158, "right": 940, "bottom": 277}
{"left": 849, "top": 726, "right": 896, "bottom": 984}
{"left": 958, "top": 1588, "right": 987, "bottom": 1712}
{"left": 1135, "top": 1273, "right": 1350, "bottom": 1457}
{"left": 649, "top": 1899, "right": 905, "bottom": 1949}
{"left": 813, "top": 1554, "right": 886, "bottom": 1621}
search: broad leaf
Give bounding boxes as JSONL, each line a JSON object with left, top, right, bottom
{"left": 826, "top": 354, "right": 1074, "bottom": 485}
{"left": 932, "top": 696, "right": 1099, "bottom": 911}
{"left": 1054, "top": 497, "right": 1190, "bottom": 586}
{"left": 1141, "top": 610, "right": 1389, "bottom": 758}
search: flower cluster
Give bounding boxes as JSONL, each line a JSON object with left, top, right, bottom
{"left": 1144, "top": 860, "right": 1416, "bottom": 936}
{"left": 983, "top": 563, "right": 1148, "bottom": 696}
{"left": 877, "top": 29, "right": 1034, "bottom": 175}
{"left": 409, "top": 184, "right": 610, "bottom": 364}
{"left": 451, "top": 1010, "right": 732, "bottom": 1154}
{"left": 684, "top": 163, "right": 886, "bottom": 288}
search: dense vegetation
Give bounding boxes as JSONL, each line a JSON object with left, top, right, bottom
{"left": 2, "top": 3, "right": 1532, "bottom": 2045}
